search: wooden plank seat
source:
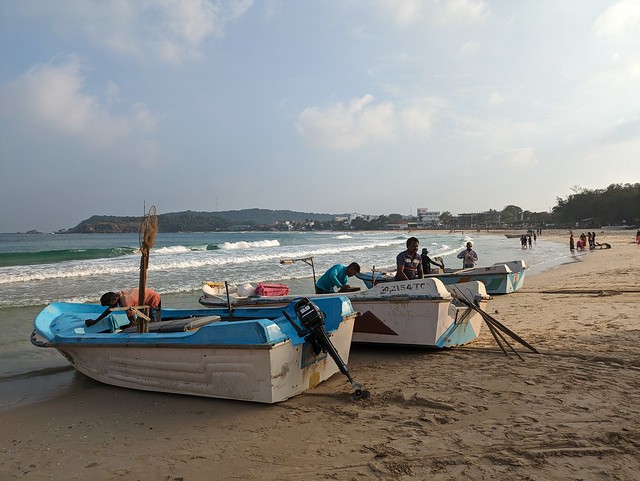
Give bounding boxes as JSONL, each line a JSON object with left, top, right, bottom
{"left": 121, "top": 316, "right": 221, "bottom": 333}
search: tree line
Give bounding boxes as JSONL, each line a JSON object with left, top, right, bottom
{"left": 60, "top": 183, "right": 639, "bottom": 233}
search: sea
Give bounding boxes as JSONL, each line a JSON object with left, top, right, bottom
{"left": 0, "top": 230, "right": 575, "bottom": 409}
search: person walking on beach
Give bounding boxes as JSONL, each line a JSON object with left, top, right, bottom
{"left": 395, "top": 237, "right": 423, "bottom": 280}
{"left": 569, "top": 234, "right": 575, "bottom": 251}
{"left": 315, "top": 262, "right": 361, "bottom": 294}
{"left": 457, "top": 242, "right": 478, "bottom": 269}
{"left": 421, "top": 248, "right": 445, "bottom": 275}
{"left": 86, "top": 288, "right": 162, "bottom": 327}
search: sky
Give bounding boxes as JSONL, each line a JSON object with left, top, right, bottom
{"left": 1, "top": 0, "right": 639, "bottom": 233}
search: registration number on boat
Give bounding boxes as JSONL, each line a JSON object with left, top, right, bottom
{"left": 379, "top": 282, "right": 429, "bottom": 294}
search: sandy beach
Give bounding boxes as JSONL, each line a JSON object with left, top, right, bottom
{"left": 1, "top": 230, "right": 639, "bottom": 481}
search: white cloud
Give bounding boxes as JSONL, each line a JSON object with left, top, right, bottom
{"left": 400, "top": 97, "right": 445, "bottom": 137}
{"left": 17, "top": 0, "right": 254, "bottom": 64}
{"left": 295, "top": 94, "right": 447, "bottom": 150}
{"left": 487, "top": 92, "right": 506, "bottom": 106}
{"left": 593, "top": 0, "right": 640, "bottom": 37}
{"left": 434, "top": 0, "right": 489, "bottom": 25}
{"left": 371, "top": 0, "right": 488, "bottom": 27}
{"left": 490, "top": 147, "right": 538, "bottom": 167}
{"left": 295, "top": 95, "right": 396, "bottom": 151}
{"left": 584, "top": 54, "right": 640, "bottom": 91}
{"left": 375, "top": 0, "right": 422, "bottom": 26}
{"left": 0, "top": 56, "right": 161, "bottom": 146}
{"left": 459, "top": 39, "right": 481, "bottom": 55}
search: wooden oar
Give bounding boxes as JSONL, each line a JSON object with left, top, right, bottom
{"left": 484, "top": 316, "right": 508, "bottom": 357}
{"left": 474, "top": 307, "right": 539, "bottom": 354}
{"left": 482, "top": 313, "right": 525, "bottom": 361}
{"left": 451, "top": 293, "right": 538, "bottom": 356}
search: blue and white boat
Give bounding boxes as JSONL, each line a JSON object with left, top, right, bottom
{"left": 31, "top": 297, "right": 358, "bottom": 403}
{"left": 357, "top": 260, "right": 527, "bottom": 295}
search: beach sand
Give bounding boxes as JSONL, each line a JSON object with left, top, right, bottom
{"left": 1, "top": 231, "right": 639, "bottom": 480}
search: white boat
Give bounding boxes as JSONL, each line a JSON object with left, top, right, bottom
{"left": 200, "top": 278, "right": 491, "bottom": 348}
{"left": 31, "top": 297, "right": 362, "bottom": 403}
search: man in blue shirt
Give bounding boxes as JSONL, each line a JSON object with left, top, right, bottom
{"left": 315, "top": 262, "right": 361, "bottom": 294}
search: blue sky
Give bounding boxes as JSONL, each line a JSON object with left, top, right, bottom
{"left": 1, "top": 0, "right": 639, "bottom": 233}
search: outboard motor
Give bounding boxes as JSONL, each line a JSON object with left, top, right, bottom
{"left": 285, "top": 298, "right": 369, "bottom": 401}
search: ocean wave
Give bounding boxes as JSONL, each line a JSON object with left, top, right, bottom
{"left": 153, "top": 245, "right": 193, "bottom": 254}
{"left": 0, "top": 238, "right": 406, "bottom": 285}
{"left": 153, "top": 244, "right": 218, "bottom": 253}
{"left": 0, "top": 247, "right": 137, "bottom": 267}
{"left": 219, "top": 240, "right": 281, "bottom": 249}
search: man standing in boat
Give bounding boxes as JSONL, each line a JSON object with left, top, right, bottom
{"left": 315, "top": 263, "right": 361, "bottom": 294}
{"left": 421, "top": 248, "right": 445, "bottom": 275}
{"left": 395, "top": 237, "right": 424, "bottom": 281}
{"left": 457, "top": 242, "right": 478, "bottom": 269}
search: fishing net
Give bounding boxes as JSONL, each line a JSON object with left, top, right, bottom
{"left": 139, "top": 205, "right": 158, "bottom": 254}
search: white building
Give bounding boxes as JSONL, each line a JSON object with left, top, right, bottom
{"left": 417, "top": 208, "right": 441, "bottom": 227}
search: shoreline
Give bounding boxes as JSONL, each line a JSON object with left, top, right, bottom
{"left": 1, "top": 231, "right": 638, "bottom": 480}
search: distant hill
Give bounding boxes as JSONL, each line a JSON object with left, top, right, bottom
{"left": 59, "top": 209, "right": 341, "bottom": 233}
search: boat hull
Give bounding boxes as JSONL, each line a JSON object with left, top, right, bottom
{"left": 358, "top": 260, "right": 527, "bottom": 295}
{"left": 199, "top": 279, "right": 490, "bottom": 348}
{"left": 52, "top": 316, "right": 354, "bottom": 403}
{"left": 32, "top": 298, "right": 356, "bottom": 403}
{"left": 350, "top": 281, "right": 487, "bottom": 347}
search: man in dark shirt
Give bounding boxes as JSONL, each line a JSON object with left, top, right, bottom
{"left": 395, "top": 237, "right": 423, "bottom": 280}
{"left": 421, "top": 248, "right": 444, "bottom": 275}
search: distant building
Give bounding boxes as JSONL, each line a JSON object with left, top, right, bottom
{"left": 417, "top": 208, "right": 441, "bottom": 227}
{"left": 334, "top": 213, "right": 366, "bottom": 225}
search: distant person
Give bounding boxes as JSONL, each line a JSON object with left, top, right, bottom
{"left": 636, "top": 229, "right": 640, "bottom": 244}
{"left": 457, "top": 242, "right": 478, "bottom": 269}
{"left": 315, "top": 262, "right": 361, "bottom": 294}
{"left": 580, "top": 233, "right": 587, "bottom": 250}
{"left": 569, "top": 234, "right": 575, "bottom": 251}
{"left": 527, "top": 235, "right": 532, "bottom": 249}
{"left": 421, "top": 248, "right": 444, "bottom": 275}
{"left": 520, "top": 235, "right": 527, "bottom": 249}
{"left": 395, "top": 237, "right": 423, "bottom": 281}
{"left": 85, "top": 288, "right": 162, "bottom": 327}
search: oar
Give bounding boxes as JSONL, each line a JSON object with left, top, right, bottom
{"left": 452, "top": 293, "right": 538, "bottom": 355}
{"left": 484, "top": 315, "right": 508, "bottom": 357}
{"left": 475, "top": 307, "right": 539, "bottom": 354}
{"left": 482, "top": 313, "right": 525, "bottom": 361}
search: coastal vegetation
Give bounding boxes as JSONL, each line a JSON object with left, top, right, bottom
{"left": 57, "top": 183, "right": 639, "bottom": 233}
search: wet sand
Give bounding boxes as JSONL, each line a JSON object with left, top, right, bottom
{"left": 1, "top": 230, "right": 639, "bottom": 481}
